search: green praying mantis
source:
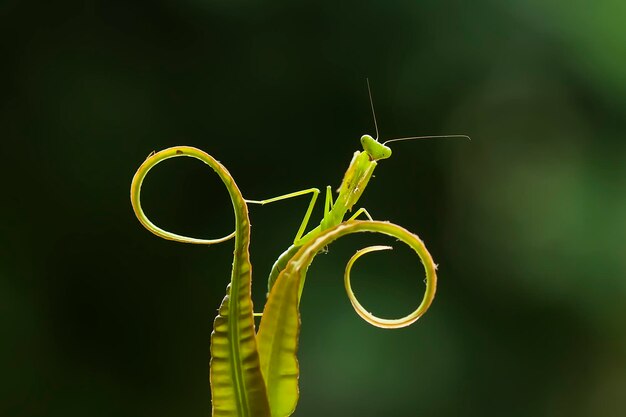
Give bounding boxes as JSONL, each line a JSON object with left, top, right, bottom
{"left": 130, "top": 82, "right": 468, "bottom": 417}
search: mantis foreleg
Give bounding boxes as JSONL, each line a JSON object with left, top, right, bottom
{"left": 324, "top": 185, "right": 334, "bottom": 215}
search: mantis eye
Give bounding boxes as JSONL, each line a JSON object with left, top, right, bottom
{"left": 361, "top": 135, "right": 392, "bottom": 160}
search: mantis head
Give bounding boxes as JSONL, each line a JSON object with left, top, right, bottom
{"left": 361, "top": 134, "right": 392, "bottom": 161}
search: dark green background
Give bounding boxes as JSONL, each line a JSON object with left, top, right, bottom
{"left": 2, "top": 1, "right": 625, "bottom": 416}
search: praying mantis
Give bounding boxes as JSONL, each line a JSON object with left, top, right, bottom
{"left": 130, "top": 83, "right": 466, "bottom": 417}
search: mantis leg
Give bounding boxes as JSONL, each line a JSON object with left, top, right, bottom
{"left": 246, "top": 188, "right": 320, "bottom": 242}
{"left": 324, "top": 185, "right": 334, "bottom": 215}
{"left": 348, "top": 207, "right": 373, "bottom": 221}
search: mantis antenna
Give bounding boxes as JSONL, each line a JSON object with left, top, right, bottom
{"left": 365, "top": 79, "right": 470, "bottom": 144}
{"left": 383, "top": 134, "right": 471, "bottom": 145}
{"left": 366, "top": 78, "right": 380, "bottom": 140}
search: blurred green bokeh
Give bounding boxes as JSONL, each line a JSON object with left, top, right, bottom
{"left": 2, "top": 1, "right": 625, "bottom": 416}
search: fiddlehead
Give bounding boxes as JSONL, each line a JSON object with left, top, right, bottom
{"left": 286, "top": 220, "right": 437, "bottom": 325}
{"left": 130, "top": 147, "right": 236, "bottom": 244}
{"left": 130, "top": 146, "right": 271, "bottom": 417}
{"left": 256, "top": 220, "right": 437, "bottom": 416}
{"left": 344, "top": 244, "right": 436, "bottom": 329}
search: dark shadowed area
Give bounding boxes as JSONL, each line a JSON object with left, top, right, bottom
{"left": 2, "top": 1, "right": 625, "bottom": 416}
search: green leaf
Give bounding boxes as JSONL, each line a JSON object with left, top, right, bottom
{"left": 210, "top": 288, "right": 271, "bottom": 417}
{"left": 256, "top": 268, "right": 301, "bottom": 417}
{"left": 210, "top": 226, "right": 272, "bottom": 417}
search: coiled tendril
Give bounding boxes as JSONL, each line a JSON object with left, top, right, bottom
{"left": 130, "top": 147, "right": 236, "bottom": 245}
{"left": 344, "top": 245, "right": 436, "bottom": 329}
{"left": 275, "top": 220, "right": 437, "bottom": 330}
